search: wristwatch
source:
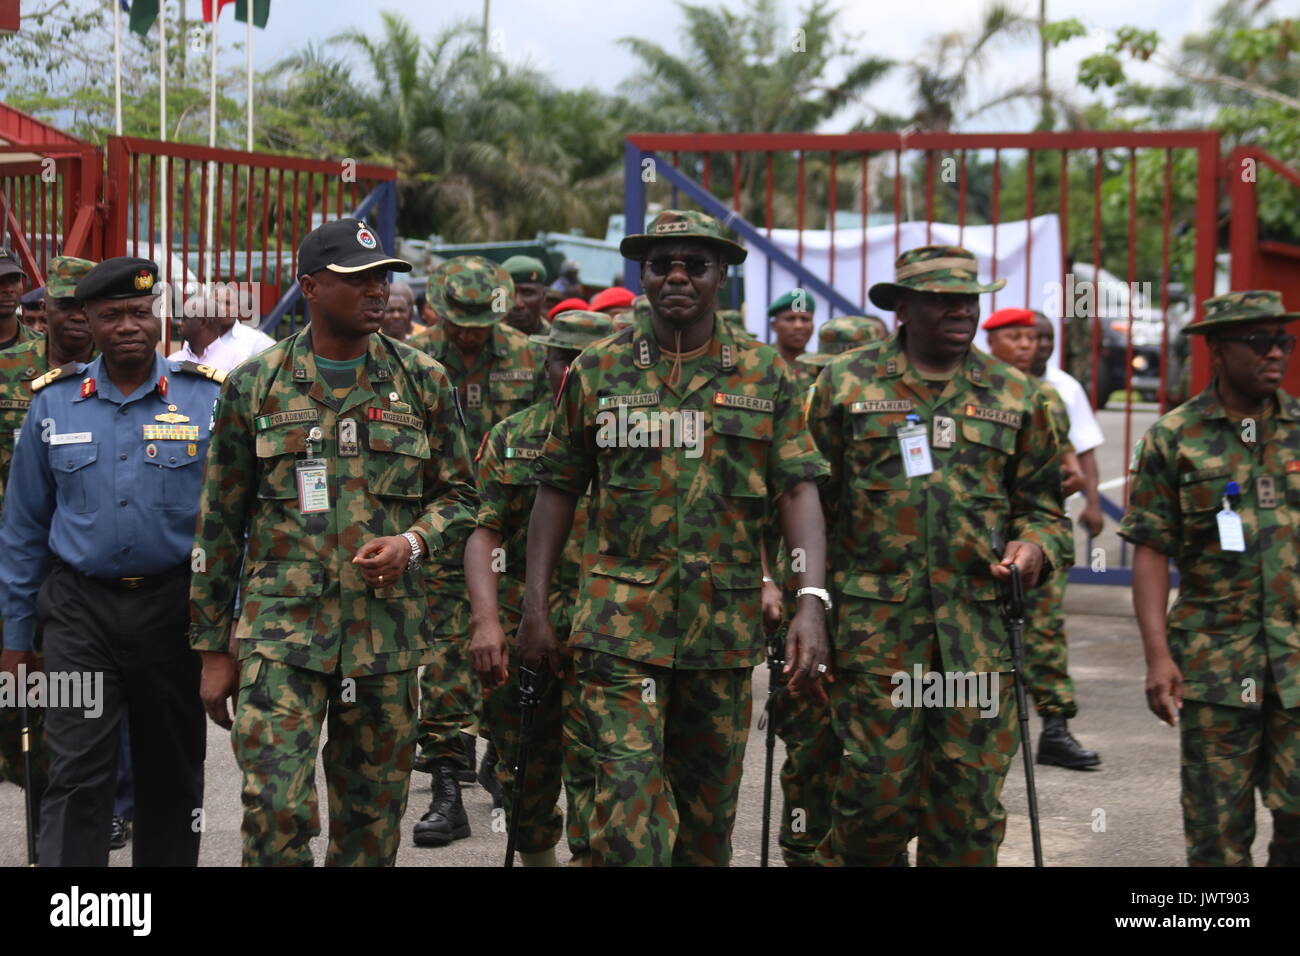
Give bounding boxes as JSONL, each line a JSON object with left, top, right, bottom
{"left": 401, "top": 532, "right": 423, "bottom": 573}
{"left": 796, "top": 586, "right": 832, "bottom": 612}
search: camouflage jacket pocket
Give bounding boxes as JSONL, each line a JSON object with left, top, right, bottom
{"left": 1177, "top": 466, "right": 1233, "bottom": 554}
{"left": 579, "top": 554, "right": 668, "bottom": 640}
{"left": 834, "top": 569, "right": 912, "bottom": 669}
{"left": 848, "top": 412, "right": 905, "bottom": 484}
{"left": 255, "top": 427, "right": 308, "bottom": 499}
{"left": 367, "top": 422, "right": 430, "bottom": 499}
{"left": 238, "top": 560, "right": 324, "bottom": 643}
{"left": 712, "top": 408, "right": 771, "bottom": 498}
{"left": 958, "top": 418, "right": 1017, "bottom": 498}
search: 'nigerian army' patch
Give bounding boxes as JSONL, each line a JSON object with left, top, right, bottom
{"left": 489, "top": 369, "right": 535, "bottom": 382}
{"left": 505, "top": 446, "right": 541, "bottom": 459}
{"left": 599, "top": 392, "right": 659, "bottom": 409}
{"left": 256, "top": 408, "right": 320, "bottom": 430}
{"left": 0, "top": 399, "right": 30, "bottom": 410}
{"left": 713, "top": 392, "right": 773, "bottom": 413}
{"left": 851, "top": 400, "right": 913, "bottom": 414}
{"left": 367, "top": 407, "right": 423, "bottom": 429}
{"left": 963, "top": 404, "right": 1022, "bottom": 428}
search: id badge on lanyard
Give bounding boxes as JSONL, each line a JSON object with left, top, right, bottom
{"left": 297, "top": 426, "right": 330, "bottom": 513}
{"left": 1216, "top": 480, "right": 1244, "bottom": 552}
{"left": 898, "top": 414, "right": 934, "bottom": 478}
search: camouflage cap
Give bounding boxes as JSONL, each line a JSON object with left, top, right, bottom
{"left": 798, "top": 314, "right": 889, "bottom": 367}
{"left": 620, "top": 209, "right": 747, "bottom": 265}
{"left": 1182, "top": 290, "right": 1300, "bottom": 336}
{"left": 529, "top": 310, "right": 615, "bottom": 351}
{"left": 45, "top": 255, "right": 98, "bottom": 299}
{"left": 428, "top": 255, "right": 515, "bottom": 327}
{"left": 500, "top": 254, "right": 548, "bottom": 285}
{"left": 868, "top": 245, "right": 1006, "bottom": 311}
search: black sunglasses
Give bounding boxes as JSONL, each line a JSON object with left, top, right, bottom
{"left": 1216, "top": 332, "right": 1297, "bottom": 356}
{"left": 646, "top": 255, "right": 714, "bottom": 277}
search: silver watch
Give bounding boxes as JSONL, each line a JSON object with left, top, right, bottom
{"left": 401, "top": 532, "right": 423, "bottom": 572}
{"left": 796, "top": 586, "right": 832, "bottom": 612}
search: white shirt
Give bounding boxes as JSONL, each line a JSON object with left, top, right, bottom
{"left": 1045, "top": 365, "right": 1104, "bottom": 454}
{"left": 220, "top": 321, "right": 276, "bottom": 365}
{"left": 168, "top": 334, "right": 246, "bottom": 373}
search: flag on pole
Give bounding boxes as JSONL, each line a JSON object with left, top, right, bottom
{"left": 201, "top": 0, "right": 235, "bottom": 22}
{"left": 127, "top": 0, "right": 159, "bottom": 35}
{"left": 235, "top": 0, "right": 271, "bottom": 28}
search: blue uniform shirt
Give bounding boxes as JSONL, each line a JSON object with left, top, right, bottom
{"left": 0, "top": 352, "right": 221, "bottom": 651}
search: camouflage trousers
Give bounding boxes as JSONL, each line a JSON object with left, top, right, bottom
{"left": 1180, "top": 677, "right": 1300, "bottom": 867}
{"left": 818, "top": 669, "right": 1018, "bottom": 866}
{"left": 233, "top": 656, "right": 418, "bottom": 866}
{"left": 415, "top": 587, "right": 479, "bottom": 773}
{"left": 1024, "top": 569, "right": 1077, "bottom": 719}
{"left": 773, "top": 684, "right": 840, "bottom": 867}
{"left": 569, "top": 649, "right": 752, "bottom": 866}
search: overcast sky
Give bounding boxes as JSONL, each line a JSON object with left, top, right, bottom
{"left": 206, "top": 0, "right": 1228, "bottom": 129}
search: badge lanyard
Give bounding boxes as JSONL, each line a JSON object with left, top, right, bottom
{"left": 1216, "top": 480, "right": 1245, "bottom": 552}
{"left": 296, "top": 425, "right": 330, "bottom": 513}
{"left": 898, "top": 413, "right": 934, "bottom": 478}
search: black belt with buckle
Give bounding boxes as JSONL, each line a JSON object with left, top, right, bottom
{"left": 82, "top": 563, "right": 191, "bottom": 591}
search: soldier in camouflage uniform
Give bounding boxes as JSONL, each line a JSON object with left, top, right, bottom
{"left": 189, "top": 219, "right": 477, "bottom": 866}
{"left": 797, "top": 315, "right": 889, "bottom": 372}
{"left": 518, "top": 210, "right": 832, "bottom": 867}
{"left": 0, "top": 256, "right": 95, "bottom": 806}
{"left": 501, "top": 255, "right": 550, "bottom": 338}
{"left": 466, "top": 309, "right": 614, "bottom": 866}
{"left": 808, "top": 245, "right": 1072, "bottom": 866}
{"left": 0, "top": 250, "right": 41, "bottom": 353}
{"left": 406, "top": 256, "right": 537, "bottom": 846}
{"left": 1120, "top": 290, "right": 1300, "bottom": 866}
{"left": 767, "top": 289, "right": 816, "bottom": 389}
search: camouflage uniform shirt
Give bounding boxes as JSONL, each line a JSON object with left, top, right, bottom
{"left": 0, "top": 337, "right": 49, "bottom": 511}
{"left": 535, "top": 310, "right": 829, "bottom": 670}
{"left": 188, "top": 329, "right": 478, "bottom": 676}
{"left": 1118, "top": 385, "right": 1300, "bottom": 709}
{"left": 808, "top": 333, "right": 1072, "bottom": 675}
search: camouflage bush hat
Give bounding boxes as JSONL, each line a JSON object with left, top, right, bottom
{"left": 798, "top": 315, "right": 888, "bottom": 367}
{"left": 868, "top": 245, "right": 1006, "bottom": 311}
{"left": 620, "top": 209, "right": 748, "bottom": 265}
{"left": 501, "top": 254, "right": 548, "bottom": 285}
{"left": 428, "top": 255, "right": 515, "bottom": 327}
{"left": 45, "top": 255, "right": 97, "bottom": 299}
{"left": 529, "top": 310, "right": 615, "bottom": 351}
{"left": 1182, "top": 290, "right": 1300, "bottom": 336}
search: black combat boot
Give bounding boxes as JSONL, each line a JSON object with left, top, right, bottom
{"left": 457, "top": 731, "right": 477, "bottom": 784}
{"left": 477, "top": 739, "right": 503, "bottom": 810}
{"left": 1036, "top": 715, "right": 1101, "bottom": 769}
{"left": 413, "top": 760, "right": 472, "bottom": 847}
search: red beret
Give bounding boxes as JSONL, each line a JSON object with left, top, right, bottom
{"left": 589, "top": 286, "right": 636, "bottom": 312}
{"left": 982, "top": 308, "right": 1036, "bottom": 331}
{"left": 548, "top": 297, "right": 591, "bottom": 320}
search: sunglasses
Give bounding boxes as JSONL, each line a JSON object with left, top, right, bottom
{"left": 646, "top": 255, "right": 714, "bottom": 277}
{"left": 1216, "top": 332, "right": 1297, "bottom": 356}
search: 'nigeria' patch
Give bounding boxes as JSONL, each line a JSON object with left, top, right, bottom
{"left": 367, "top": 407, "right": 422, "bottom": 429}
{"left": 851, "top": 400, "right": 913, "bottom": 414}
{"left": 599, "top": 392, "right": 659, "bottom": 409}
{"left": 713, "top": 392, "right": 773, "bottom": 413}
{"left": 256, "top": 408, "right": 320, "bottom": 431}
{"left": 963, "top": 404, "right": 1022, "bottom": 428}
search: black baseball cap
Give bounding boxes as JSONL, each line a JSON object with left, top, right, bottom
{"left": 0, "top": 249, "right": 25, "bottom": 279}
{"left": 297, "top": 218, "right": 411, "bottom": 277}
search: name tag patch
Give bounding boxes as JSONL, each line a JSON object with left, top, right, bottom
{"left": 49, "top": 431, "right": 92, "bottom": 445}
{"left": 256, "top": 408, "right": 320, "bottom": 431}
{"left": 505, "top": 446, "right": 541, "bottom": 460}
{"left": 489, "top": 369, "right": 535, "bottom": 382}
{"left": 367, "top": 407, "right": 422, "bottom": 429}
{"left": 851, "top": 400, "right": 913, "bottom": 414}
{"left": 0, "top": 399, "right": 30, "bottom": 411}
{"left": 142, "top": 424, "right": 200, "bottom": 441}
{"left": 713, "top": 392, "right": 773, "bottom": 413}
{"left": 963, "top": 404, "right": 1022, "bottom": 428}
{"left": 599, "top": 392, "right": 659, "bottom": 409}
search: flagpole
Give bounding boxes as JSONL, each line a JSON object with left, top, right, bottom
{"left": 160, "top": 1, "right": 172, "bottom": 353}
{"left": 205, "top": 4, "right": 219, "bottom": 283}
{"left": 246, "top": 3, "right": 253, "bottom": 150}
{"left": 112, "top": 0, "right": 123, "bottom": 135}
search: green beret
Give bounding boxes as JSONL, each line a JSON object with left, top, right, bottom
{"left": 501, "top": 255, "right": 548, "bottom": 285}
{"left": 768, "top": 289, "right": 816, "bottom": 317}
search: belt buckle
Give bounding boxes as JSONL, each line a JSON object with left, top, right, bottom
{"left": 121, "top": 576, "right": 144, "bottom": 590}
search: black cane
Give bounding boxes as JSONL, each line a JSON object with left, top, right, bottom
{"left": 19, "top": 700, "right": 37, "bottom": 866}
{"left": 758, "top": 625, "right": 786, "bottom": 868}
{"left": 504, "top": 661, "right": 545, "bottom": 868}
{"left": 1003, "top": 563, "right": 1044, "bottom": 867}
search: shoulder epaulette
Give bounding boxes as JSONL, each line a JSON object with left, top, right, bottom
{"left": 176, "top": 360, "right": 227, "bottom": 385}
{"left": 30, "top": 363, "right": 82, "bottom": 392}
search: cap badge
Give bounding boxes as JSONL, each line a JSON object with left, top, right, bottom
{"left": 134, "top": 270, "right": 154, "bottom": 291}
{"left": 356, "top": 226, "right": 378, "bottom": 250}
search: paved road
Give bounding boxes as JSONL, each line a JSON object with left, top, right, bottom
{"left": 6, "top": 400, "right": 1264, "bottom": 867}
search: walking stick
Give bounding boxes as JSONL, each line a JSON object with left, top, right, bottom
{"left": 504, "top": 660, "right": 546, "bottom": 867}
{"left": 19, "top": 700, "right": 37, "bottom": 866}
{"left": 757, "top": 625, "right": 786, "bottom": 867}
{"left": 1002, "top": 562, "right": 1045, "bottom": 867}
